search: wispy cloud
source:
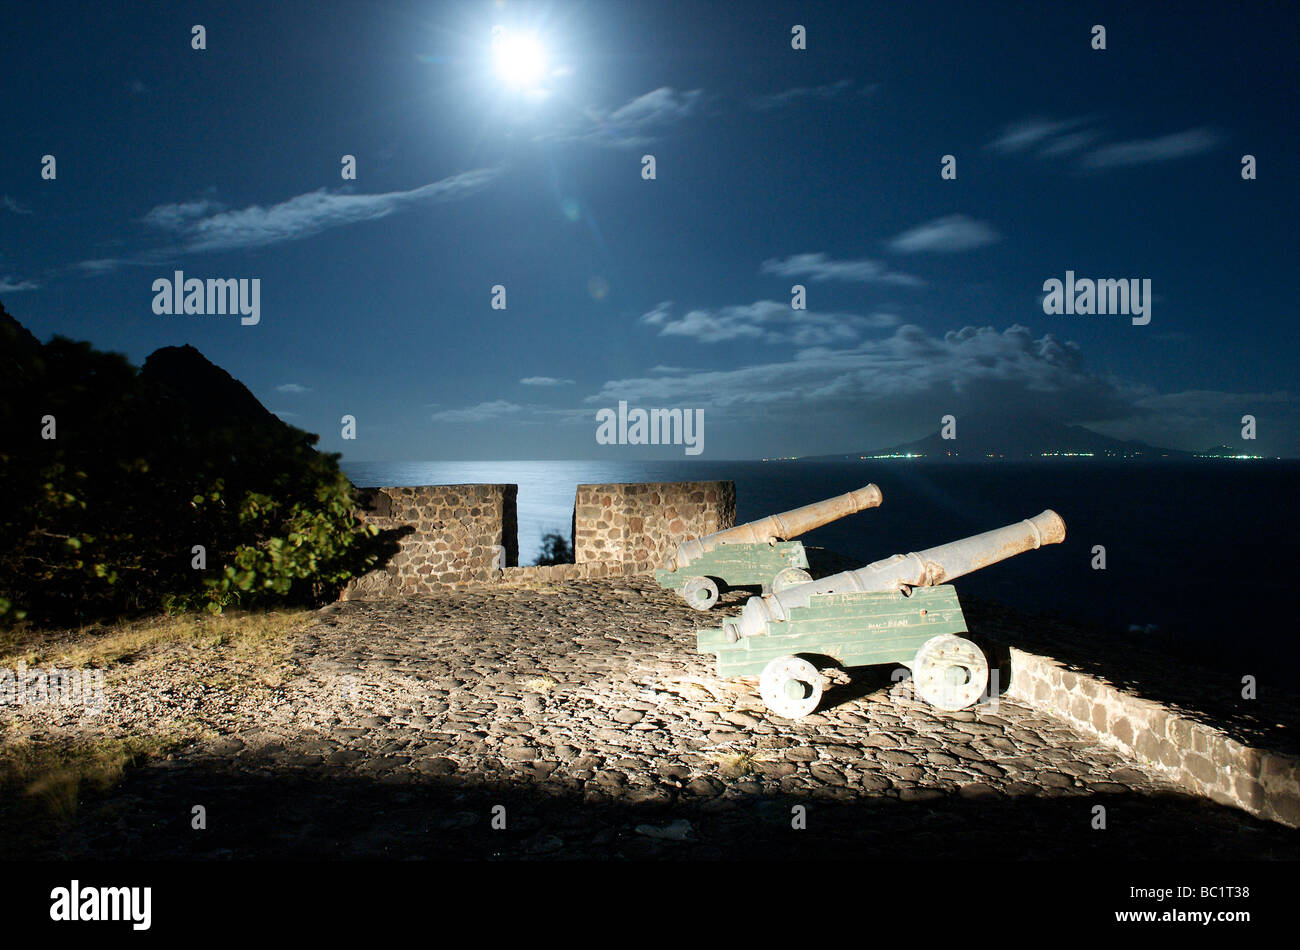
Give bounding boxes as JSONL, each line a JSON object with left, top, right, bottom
{"left": 1038, "top": 130, "right": 1099, "bottom": 157}
{"left": 431, "top": 400, "right": 528, "bottom": 423}
{"left": 987, "top": 117, "right": 1091, "bottom": 153}
{"left": 69, "top": 255, "right": 174, "bottom": 278}
{"left": 887, "top": 215, "right": 1000, "bottom": 254}
{"left": 990, "top": 117, "right": 1221, "bottom": 171}
{"left": 2, "top": 196, "right": 33, "bottom": 215}
{"left": 0, "top": 276, "right": 40, "bottom": 292}
{"left": 520, "top": 376, "right": 574, "bottom": 386}
{"left": 546, "top": 87, "right": 704, "bottom": 148}
{"left": 749, "top": 79, "right": 875, "bottom": 111}
{"left": 549, "top": 81, "right": 866, "bottom": 147}
{"left": 126, "top": 79, "right": 149, "bottom": 95}
{"left": 141, "top": 199, "right": 225, "bottom": 231}
{"left": 74, "top": 258, "right": 128, "bottom": 276}
{"left": 276, "top": 383, "right": 310, "bottom": 394}
{"left": 760, "top": 253, "right": 922, "bottom": 286}
{"left": 427, "top": 399, "right": 594, "bottom": 427}
{"left": 642, "top": 299, "right": 898, "bottom": 346}
{"left": 1079, "top": 128, "right": 1220, "bottom": 169}
{"left": 143, "top": 167, "right": 503, "bottom": 253}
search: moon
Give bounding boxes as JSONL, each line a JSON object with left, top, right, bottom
{"left": 493, "top": 33, "right": 547, "bottom": 88}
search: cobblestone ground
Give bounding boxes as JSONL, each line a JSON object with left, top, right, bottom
{"left": 4, "top": 578, "right": 1297, "bottom": 859}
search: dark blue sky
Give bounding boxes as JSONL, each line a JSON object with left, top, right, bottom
{"left": 4, "top": 0, "right": 1297, "bottom": 459}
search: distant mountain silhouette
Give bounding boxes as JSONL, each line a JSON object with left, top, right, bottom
{"left": 811, "top": 413, "right": 1191, "bottom": 461}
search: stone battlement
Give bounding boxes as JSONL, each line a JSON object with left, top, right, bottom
{"left": 341, "top": 479, "right": 735, "bottom": 598}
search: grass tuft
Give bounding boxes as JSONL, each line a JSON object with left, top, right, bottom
{"left": 0, "top": 608, "right": 312, "bottom": 673}
{"left": 0, "top": 732, "right": 194, "bottom": 819}
{"left": 710, "top": 750, "right": 760, "bottom": 778}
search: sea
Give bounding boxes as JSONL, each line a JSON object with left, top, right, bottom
{"left": 340, "top": 459, "right": 1300, "bottom": 671}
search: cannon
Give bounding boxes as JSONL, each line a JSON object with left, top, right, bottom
{"left": 655, "top": 484, "right": 883, "bottom": 610}
{"left": 697, "top": 510, "right": 1066, "bottom": 717}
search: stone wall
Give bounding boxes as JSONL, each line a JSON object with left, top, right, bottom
{"left": 1007, "top": 648, "right": 1300, "bottom": 828}
{"left": 342, "top": 485, "right": 517, "bottom": 599}
{"left": 342, "top": 479, "right": 736, "bottom": 596}
{"left": 572, "top": 481, "right": 737, "bottom": 569}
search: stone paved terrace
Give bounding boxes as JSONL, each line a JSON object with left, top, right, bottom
{"left": 3, "top": 575, "right": 1297, "bottom": 860}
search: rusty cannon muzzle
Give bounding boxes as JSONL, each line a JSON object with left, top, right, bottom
{"left": 731, "top": 509, "right": 1066, "bottom": 639}
{"left": 662, "top": 484, "right": 883, "bottom": 573}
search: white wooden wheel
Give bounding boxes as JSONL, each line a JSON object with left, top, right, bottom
{"left": 911, "top": 634, "right": 989, "bottom": 711}
{"left": 759, "top": 655, "right": 823, "bottom": 719}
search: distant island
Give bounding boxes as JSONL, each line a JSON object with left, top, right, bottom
{"left": 765, "top": 415, "right": 1271, "bottom": 462}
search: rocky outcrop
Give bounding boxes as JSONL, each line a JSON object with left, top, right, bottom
{"left": 141, "top": 344, "right": 284, "bottom": 431}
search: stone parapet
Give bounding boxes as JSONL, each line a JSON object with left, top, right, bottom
{"left": 572, "top": 480, "right": 736, "bottom": 566}
{"left": 341, "top": 480, "right": 735, "bottom": 597}
{"left": 341, "top": 484, "right": 517, "bottom": 598}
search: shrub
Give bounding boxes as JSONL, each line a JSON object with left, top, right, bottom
{"left": 0, "top": 305, "right": 397, "bottom": 626}
{"left": 533, "top": 530, "right": 574, "bottom": 566}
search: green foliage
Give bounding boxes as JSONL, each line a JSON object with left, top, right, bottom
{"left": 0, "top": 306, "right": 398, "bottom": 626}
{"left": 533, "top": 530, "right": 573, "bottom": 566}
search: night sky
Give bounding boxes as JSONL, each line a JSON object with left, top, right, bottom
{"left": 4, "top": 0, "right": 1297, "bottom": 459}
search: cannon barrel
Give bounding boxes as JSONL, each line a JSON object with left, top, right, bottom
{"left": 665, "top": 484, "right": 883, "bottom": 571}
{"left": 732, "top": 509, "right": 1066, "bottom": 638}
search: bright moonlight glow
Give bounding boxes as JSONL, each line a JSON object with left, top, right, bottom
{"left": 494, "top": 34, "right": 547, "bottom": 88}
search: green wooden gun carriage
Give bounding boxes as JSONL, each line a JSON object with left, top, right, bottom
{"left": 697, "top": 510, "right": 1066, "bottom": 718}
{"left": 655, "top": 484, "right": 882, "bottom": 610}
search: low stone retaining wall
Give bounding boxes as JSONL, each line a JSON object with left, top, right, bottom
{"left": 1007, "top": 647, "right": 1300, "bottom": 828}
{"left": 500, "top": 560, "right": 646, "bottom": 584}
